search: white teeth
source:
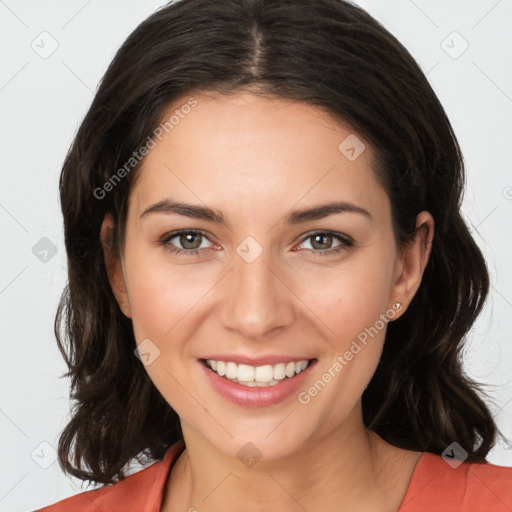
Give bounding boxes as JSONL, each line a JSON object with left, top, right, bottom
{"left": 273, "top": 363, "right": 286, "bottom": 380}
{"left": 238, "top": 380, "right": 257, "bottom": 387}
{"left": 225, "top": 362, "right": 237, "bottom": 379}
{"left": 216, "top": 360, "right": 226, "bottom": 377}
{"left": 237, "top": 364, "right": 255, "bottom": 382}
{"left": 254, "top": 365, "right": 273, "bottom": 383}
{"left": 205, "top": 358, "right": 311, "bottom": 387}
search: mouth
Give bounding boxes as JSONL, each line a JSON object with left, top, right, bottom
{"left": 199, "top": 357, "right": 317, "bottom": 407}
{"left": 201, "top": 358, "right": 314, "bottom": 387}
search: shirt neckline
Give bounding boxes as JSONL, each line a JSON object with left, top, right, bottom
{"left": 151, "top": 439, "right": 187, "bottom": 512}
{"left": 154, "top": 443, "right": 428, "bottom": 512}
{"left": 396, "top": 451, "right": 430, "bottom": 511}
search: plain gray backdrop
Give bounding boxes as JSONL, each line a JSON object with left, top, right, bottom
{"left": 1, "top": 1, "right": 511, "bottom": 511}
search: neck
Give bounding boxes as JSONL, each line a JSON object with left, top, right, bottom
{"left": 165, "top": 408, "right": 420, "bottom": 512}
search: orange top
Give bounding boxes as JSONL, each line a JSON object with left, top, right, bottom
{"left": 35, "top": 441, "right": 512, "bottom": 512}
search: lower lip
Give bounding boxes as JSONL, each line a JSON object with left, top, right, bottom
{"left": 199, "top": 359, "right": 317, "bottom": 408}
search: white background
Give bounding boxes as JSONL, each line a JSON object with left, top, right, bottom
{"left": 0, "top": 1, "right": 511, "bottom": 510}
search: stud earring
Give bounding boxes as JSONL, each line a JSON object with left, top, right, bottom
{"left": 392, "top": 302, "right": 402, "bottom": 311}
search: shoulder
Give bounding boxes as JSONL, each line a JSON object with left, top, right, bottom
{"left": 34, "top": 440, "right": 185, "bottom": 512}
{"left": 399, "top": 452, "right": 512, "bottom": 512}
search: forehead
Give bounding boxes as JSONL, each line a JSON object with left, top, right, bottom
{"left": 129, "top": 91, "right": 388, "bottom": 222}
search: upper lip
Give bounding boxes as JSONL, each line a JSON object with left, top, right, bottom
{"left": 200, "top": 355, "right": 315, "bottom": 366}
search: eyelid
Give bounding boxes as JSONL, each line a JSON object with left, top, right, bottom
{"left": 297, "top": 230, "right": 353, "bottom": 245}
{"left": 158, "top": 229, "right": 217, "bottom": 249}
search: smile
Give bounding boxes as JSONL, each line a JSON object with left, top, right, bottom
{"left": 204, "top": 359, "right": 311, "bottom": 387}
{"left": 199, "top": 357, "right": 317, "bottom": 407}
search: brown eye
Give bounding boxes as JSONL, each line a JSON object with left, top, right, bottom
{"left": 159, "top": 230, "right": 215, "bottom": 256}
{"left": 310, "top": 233, "right": 334, "bottom": 250}
{"left": 179, "top": 232, "right": 203, "bottom": 250}
{"left": 297, "top": 231, "right": 353, "bottom": 256}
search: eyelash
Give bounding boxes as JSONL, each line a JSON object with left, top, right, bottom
{"left": 158, "top": 230, "right": 354, "bottom": 257}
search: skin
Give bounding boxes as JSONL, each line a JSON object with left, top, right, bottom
{"left": 101, "top": 91, "right": 434, "bottom": 512}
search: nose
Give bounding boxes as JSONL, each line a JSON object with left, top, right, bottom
{"left": 218, "top": 248, "right": 295, "bottom": 340}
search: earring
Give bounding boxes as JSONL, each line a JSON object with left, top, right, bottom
{"left": 393, "top": 302, "right": 402, "bottom": 311}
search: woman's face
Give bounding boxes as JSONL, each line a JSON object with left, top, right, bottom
{"left": 106, "top": 91, "right": 431, "bottom": 461}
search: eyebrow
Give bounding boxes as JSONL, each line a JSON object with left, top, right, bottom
{"left": 139, "top": 199, "right": 372, "bottom": 225}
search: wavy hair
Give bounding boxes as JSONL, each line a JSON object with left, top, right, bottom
{"left": 55, "top": 0, "right": 499, "bottom": 485}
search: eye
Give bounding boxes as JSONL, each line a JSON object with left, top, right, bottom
{"left": 158, "top": 229, "right": 353, "bottom": 258}
{"left": 296, "top": 231, "right": 353, "bottom": 256}
{"left": 158, "top": 230, "right": 217, "bottom": 256}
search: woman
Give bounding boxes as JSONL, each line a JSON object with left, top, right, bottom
{"left": 36, "top": 0, "right": 511, "bottom": 511}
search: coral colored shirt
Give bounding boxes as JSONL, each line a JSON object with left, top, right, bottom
{"left": 35, "top": 440, "right": 512, "bottom": 512}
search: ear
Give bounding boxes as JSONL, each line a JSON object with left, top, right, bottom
{"left": 100, "top": 213, "right": 132, "bottom": 318}
{"left": 390, "top": 211, "right": 434, "bottom": 316}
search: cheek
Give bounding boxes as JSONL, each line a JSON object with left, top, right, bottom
{"left": 122, "top": 251, "right": 212, "bottom": 411}
{"left": 294, "top": 254, "right": 394, "bottom": 346}
{"left": 124, "top": 248, "right": 212, "bottom": 341}
{"left": 292, "top": 253, "right": 393, "bottom": 408}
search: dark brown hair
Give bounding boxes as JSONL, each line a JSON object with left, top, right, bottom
{"left": 55, "top": 0, "right": 500, "bottom": 485}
